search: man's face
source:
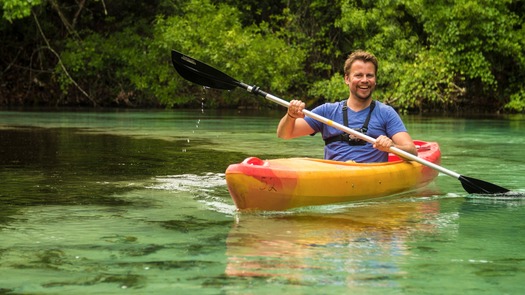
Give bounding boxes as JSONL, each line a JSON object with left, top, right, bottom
{"left": 345, "top": 60, "right": 377, "bottom": 101}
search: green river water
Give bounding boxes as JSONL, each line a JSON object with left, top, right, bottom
{"left": 0, "top": 108, "right": 524, "bottom": 294}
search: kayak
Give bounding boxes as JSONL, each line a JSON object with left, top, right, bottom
{"left": 225, "top": 140, "right": 441, "bottom": 211}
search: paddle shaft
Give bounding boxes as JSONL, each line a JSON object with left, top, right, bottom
{"left": 241, "top": 82, "right": 462, "bottom": 180}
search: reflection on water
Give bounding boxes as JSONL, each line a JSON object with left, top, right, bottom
{"left": 1, "top": 110, "right": 524, "bottom": 294}
{"left": 226, "top": 200, "right": 445, "bottom": 291}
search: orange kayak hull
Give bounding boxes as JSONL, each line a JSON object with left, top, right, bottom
{"left": 225, "top": 141, "right": 441, "bottom": 211}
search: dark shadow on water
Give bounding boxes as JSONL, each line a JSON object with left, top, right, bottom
{"left": 0, "top": 126, "right": 245, "bottom": 223}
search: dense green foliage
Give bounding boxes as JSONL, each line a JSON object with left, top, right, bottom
{"left": 1, "top": 0, "right": 524, "bottom": 112}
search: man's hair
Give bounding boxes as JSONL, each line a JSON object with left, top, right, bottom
{"left": 344, "top": 50, "right": 378, "bottom": 76}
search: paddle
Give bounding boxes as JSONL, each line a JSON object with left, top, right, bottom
{"left": 171, "top": 50, "right": 510, "bottom": 195}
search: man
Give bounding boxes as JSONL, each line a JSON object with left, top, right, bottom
{"left": 277, "top": 50, "right": 417, "bottom": 163}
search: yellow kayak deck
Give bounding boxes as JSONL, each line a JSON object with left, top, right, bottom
{"left": 225, "top": 141, "right": 441, "bottom": 211}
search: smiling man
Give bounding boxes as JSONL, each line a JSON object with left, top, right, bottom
{"left": 276, "top": 50, "right": 417, "bottom": 163}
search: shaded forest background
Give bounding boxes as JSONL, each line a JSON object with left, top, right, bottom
{"left": 1, "top": 0, "right": 524, "bottom": 113}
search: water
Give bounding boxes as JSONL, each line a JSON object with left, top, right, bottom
{"left": 1, "top": 109, "right": 524, "bottom": 294}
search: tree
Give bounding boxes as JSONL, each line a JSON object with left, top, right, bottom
{"left": 149, "top": 0, "right": 308, "bottom": 107}
{"left": 1, "top": 0, "right": 42, "bottom": 22}
{"left": 325, "top": 0, "right": 525, "bottom": 112}
{"left": 1, "top": 0, "right": 524, "bottom": 112}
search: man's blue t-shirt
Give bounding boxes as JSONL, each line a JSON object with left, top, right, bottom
{"left": 304, "top": 100, "right": 407, "bottom": 163}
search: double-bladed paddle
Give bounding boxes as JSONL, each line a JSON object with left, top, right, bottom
{"left": 171, "top": 50, "right": 510, "bottom": 195}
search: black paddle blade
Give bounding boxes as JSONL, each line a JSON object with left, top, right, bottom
{"left": 459, "top": 175, "right": 510, "bottom": 194}
{"left": 171, "top": 50, "right": 240, "bottom": 90}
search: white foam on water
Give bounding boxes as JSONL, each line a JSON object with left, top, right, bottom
{"left": 148, "top": 172, "right": 225, "bottom": 191}
{"left": 147, "top": 173, "right": 236, "bottom": 215}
